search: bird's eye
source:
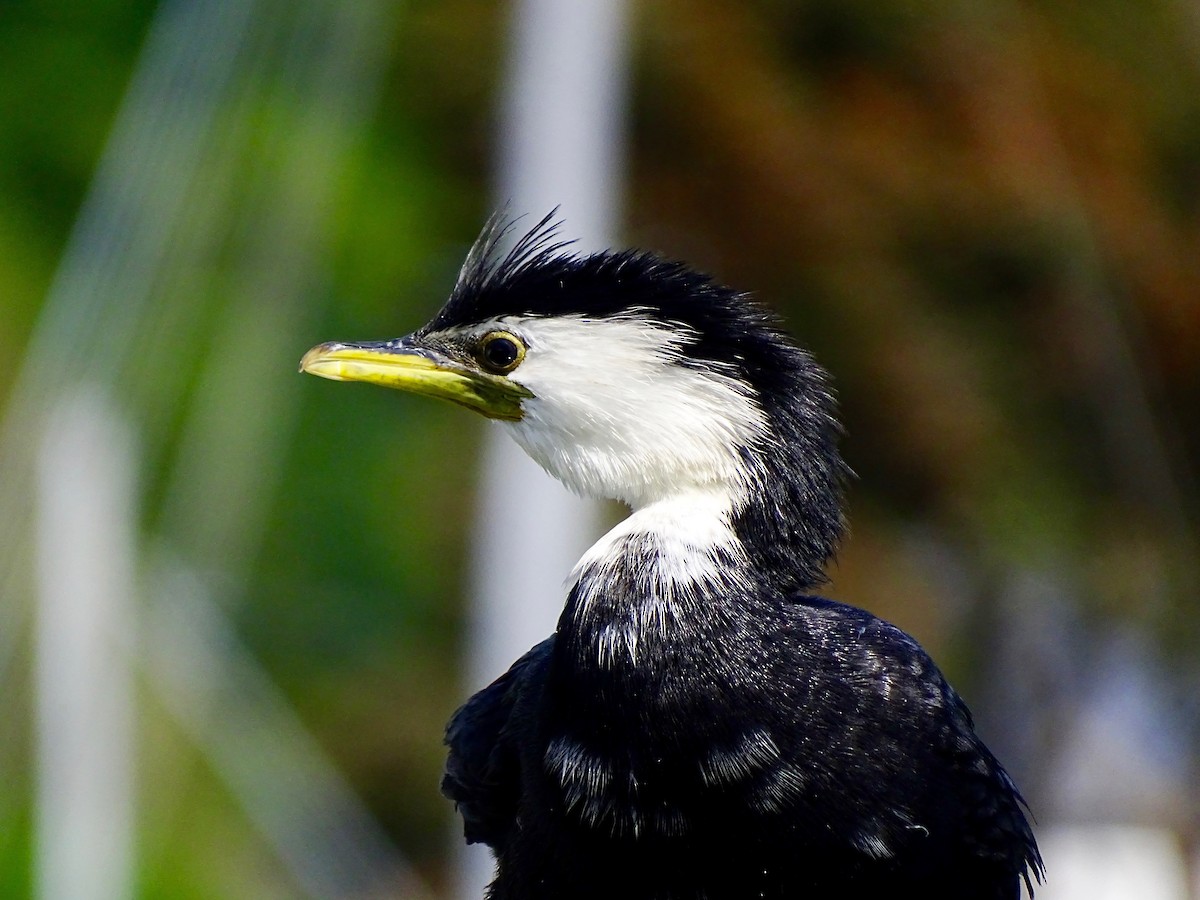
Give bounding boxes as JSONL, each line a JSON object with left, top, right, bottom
{"left": 477, "top": 331, "right": 526, "bottom": 374}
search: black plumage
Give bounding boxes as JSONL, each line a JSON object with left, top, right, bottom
{"left": 304, "top": 216, "right": 1044, "bottom": 899}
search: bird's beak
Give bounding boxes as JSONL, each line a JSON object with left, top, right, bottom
{"left": 300, "top": 339, "right": 532, "bottom": 421}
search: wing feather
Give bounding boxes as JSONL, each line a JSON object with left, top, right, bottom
{"left": 442, "top": 637, "right": 554, "bottom": 846}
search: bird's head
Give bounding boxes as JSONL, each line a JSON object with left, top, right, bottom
{"left": 302, "top": 215, "right": 849, "bottom": 587}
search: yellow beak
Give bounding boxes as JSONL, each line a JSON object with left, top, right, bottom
{"left": 300, "top": 340, "right": 531, "bottom": 421}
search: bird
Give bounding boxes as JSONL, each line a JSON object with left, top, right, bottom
{"left": 300, "top": 214, "right": 1044, "bottom": 900}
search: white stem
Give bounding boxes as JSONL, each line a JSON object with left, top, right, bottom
{"left": 34, "top": 389, "right": 137, "bottom": 900}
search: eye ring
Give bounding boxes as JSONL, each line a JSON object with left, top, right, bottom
{"left": 477, "top": 331, "right": 526, "bottom": 374}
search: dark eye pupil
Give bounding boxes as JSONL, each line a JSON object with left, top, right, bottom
{"left": 483, "top": 337, "right": 519, "bottom": 370}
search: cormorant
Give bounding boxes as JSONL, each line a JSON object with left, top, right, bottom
{"left": 300, "top": 216, "right": 1044, "bottom": 899}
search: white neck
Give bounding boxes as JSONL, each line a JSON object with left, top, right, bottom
{"left": 571, "top": 488, "right": 741, "bottom": 586}
{"left": 565, "top": 487, "right": 750, "bottom": 668}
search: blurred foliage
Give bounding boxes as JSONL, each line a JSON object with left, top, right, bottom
{"left": 2, "top": 0, "right": 1199, "bottom": 895}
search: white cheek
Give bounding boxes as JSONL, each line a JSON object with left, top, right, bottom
{"left": 493, "top": 316, "right": 767, "bottom": 507}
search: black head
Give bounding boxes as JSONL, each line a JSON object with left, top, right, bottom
{"left": 306, "top": 214, "right": 851, "bottom": 589}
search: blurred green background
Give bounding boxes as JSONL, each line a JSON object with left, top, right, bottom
{"left": 2, "top": 0, "right": 1199, "bottom": 897}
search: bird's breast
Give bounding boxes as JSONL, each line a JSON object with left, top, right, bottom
{"left": 537, "top": 637, "right": 813, "bottom": 843}
{"left": 538, "top": 725, "right": 807, "bottom": 841}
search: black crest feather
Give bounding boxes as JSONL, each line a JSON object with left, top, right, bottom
{"left": 431, "top": 210, "right": 576, "bottom": 331}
